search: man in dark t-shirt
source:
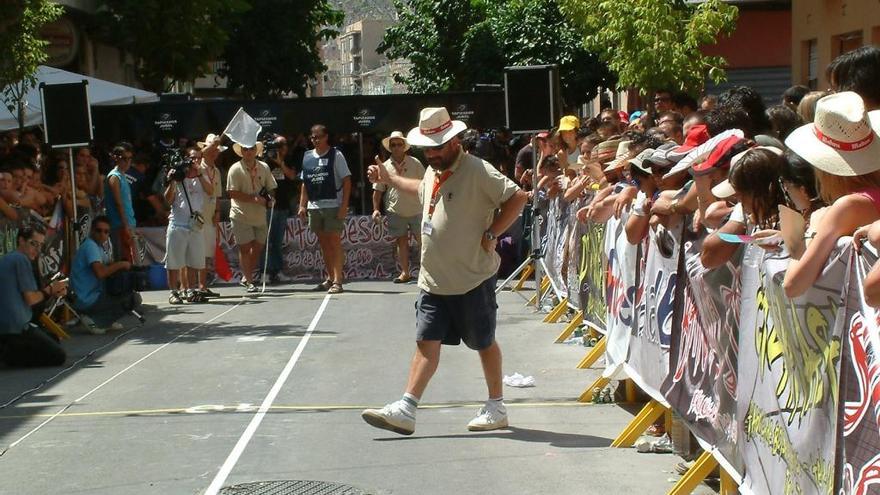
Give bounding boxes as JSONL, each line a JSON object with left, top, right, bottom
{"left": 264, "top": 135, "right": 297, "bottom": 284}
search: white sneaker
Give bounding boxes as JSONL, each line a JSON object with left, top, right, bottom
{"left": 80, "top": 315, "right": 105, "bottom": 335}
{"left": 109, "top": 322, "right": 124, "bottom": 331}
{"left": 361, "top": 401, "right": 416, "bottom": 435}
{"left": 467, "top": 401, "right": 509, "bottom": 431}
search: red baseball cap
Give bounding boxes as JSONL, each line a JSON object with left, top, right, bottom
{"left": 692, "top": 135, "right": 749, "bottom": 174}
{"left": 668, "top": 124, "right": 710, "bottom": 159}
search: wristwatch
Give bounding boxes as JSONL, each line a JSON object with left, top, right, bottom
{"left": 484, "top": 230, "right": 497, "bottom": 241}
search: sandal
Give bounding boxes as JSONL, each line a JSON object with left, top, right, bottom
{"left": 314, "top": 279, "right": 332, "bottom": 292}
{"left": 327, "top": 283, "right": 344, "bottom": 294}
{"left": 393, "top": 275, "right": 412, "bottom": 284}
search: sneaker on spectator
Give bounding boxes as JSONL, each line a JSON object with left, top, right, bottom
{"left": 80, "top": 315, "right": 105, "bottom": 335}
{"left": 169, "top": 290, "right": 184, "bottom": 305}
{"left": 361, "top": 401, "right": 416, "bottom": 435}
{"left": 246, "top": 283, "right": 259, "bottom": 293}
{"left": 201, "top": 288, "right": 221, "bottom": 298}
{"left": 467, "top": 401, "right": 509, "bottom": 431}
{"left": 108, "top": 321, "right": 124, "bottom": 331}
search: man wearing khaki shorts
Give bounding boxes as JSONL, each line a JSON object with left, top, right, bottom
{"left": 297, "top": 124, "right": 351, "bottom": 294}
{"left": 197, "top": 133, "right": 225, "bottom": 296}
{"left": 226, "top": 139, "right": 277, "bottom": 293}
{"left": 372, "top": 131, "right": 425, "bottom": 283}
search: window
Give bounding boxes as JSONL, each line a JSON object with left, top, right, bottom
{"left": 832, "top": 31, "right": 863, "bottom": 59}
{"left": 805, "top": 39, "right": 818, "bottom": 90}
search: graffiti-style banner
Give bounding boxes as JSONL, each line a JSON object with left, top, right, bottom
{"left": 737, "top": 242, "right": 849, "bottom": 495}
{"left": 663, "top": 231, "right": 743, "bottom": 479}
{"left": 839, "top": 250, "right": 880, "bottom": 495}
{"left": 602, "top": 212, "right": 637, "bottom": 379}
{"left": 136, "top": 215, "right": 419, "bottom": 282}
{"left": 624, "top": 224, "right": 678, "bottom": 404}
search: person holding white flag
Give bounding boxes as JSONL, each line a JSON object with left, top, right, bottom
{"left": 223, "top": 109, "right": 277, "bottom": 293}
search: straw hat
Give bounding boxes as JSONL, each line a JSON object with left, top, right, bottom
{"left": 785, "top": 92, "right": 880, "bottom": 176}
{"left": 197, "top": 133, "right": 227, "bottom": 152}
{"left": 382, "top": 131, "right": 410, "bottom": 152}
{"left": 233, "top": 141, "right": 264, "bottom": 157}
{"left": 406, "top": 107, "right": 468, "bottom": 147}
{"left": 711, "top": 146, "right": 783, "bottom": 199}
{"left": 593, "top": 139, "right": 632, "bottom": 172}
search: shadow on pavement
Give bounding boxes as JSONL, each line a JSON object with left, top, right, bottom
{"left": 373, "top": 426, "right": 612, "bottom": 449}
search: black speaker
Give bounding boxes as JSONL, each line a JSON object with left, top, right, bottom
{"left": 39, "top": 81, "right": 93, "bottom": 148}
{"left": 504, "top": 65, "right": 561, "bottom": 133}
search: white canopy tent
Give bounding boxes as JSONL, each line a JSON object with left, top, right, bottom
{"left": 1, "top": 65, "right": 159, "bottom": 131}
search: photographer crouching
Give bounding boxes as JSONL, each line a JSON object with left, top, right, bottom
{"left": 71, "top": 215, "right": 143, "bottom": 334}
{"left": 0, "top": 225, "right": 68, "bottom": 367}
{"left": 163, "top": 147, "right": 213, "bottom": 304}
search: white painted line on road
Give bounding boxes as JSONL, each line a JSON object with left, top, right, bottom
{"left": 205, "top": 293, "right": 332, "bottom": 495}
{"left": 1, "top": 302, "right": 245, "bottom": 457}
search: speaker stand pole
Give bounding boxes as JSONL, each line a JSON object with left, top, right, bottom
{"left": 67, "top": 147, "right": 80, "bottom": 247}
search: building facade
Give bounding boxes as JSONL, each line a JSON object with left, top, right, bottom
{"left": 320, "top": 19, "right": 408, "bottom": 96}
{"left": 791, "top": 0, "right": 880, "bottom": 89}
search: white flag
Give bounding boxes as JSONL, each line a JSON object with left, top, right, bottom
{"left": 222, "top": 107, "right": 262, "bottom": 147}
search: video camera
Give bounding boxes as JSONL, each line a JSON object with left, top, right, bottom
{"left": 162, "top": 149, "right": 193, "bottom": 184}
{"left": 262, "top": 132, "right": 285, "bottom": 161}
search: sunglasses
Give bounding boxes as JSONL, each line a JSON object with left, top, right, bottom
{"left": 389, "top": 142, "right": 406, "bottom": 148}
{"left": 28, "top": 239, "right": 43, "bottom": 249}
{"left": 94, "top": 228, "right": 110, "bottom": 234}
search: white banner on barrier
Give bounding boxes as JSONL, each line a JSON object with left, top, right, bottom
{"left": 603, "top": 212, "right": 637, "bottom": 379}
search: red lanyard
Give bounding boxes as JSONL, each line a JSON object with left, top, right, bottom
{"left": 427, "top": 170, "right": 453, "bottom": 219}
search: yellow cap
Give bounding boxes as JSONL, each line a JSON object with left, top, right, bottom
{"left": 558, "top": 115, "right": 580, "bottom": 132}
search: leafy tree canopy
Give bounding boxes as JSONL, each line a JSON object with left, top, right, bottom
{"left": 0, "top": 0, "right": 63, "bottom": 121}
{"left": 560, "top": 0, "right": 738, "bottom": 94}
{"left": 380, "top": 0, "right": 614, "bottom": 108}
{"left": 97, "top": 0, "right": 248, "bottom": 93}
{"left": 220, "top": 0, "right": 344, "bottom": 98}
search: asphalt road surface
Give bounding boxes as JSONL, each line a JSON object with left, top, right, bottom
{"left": 0, "top": 281, "right": 713, "bottom": 494}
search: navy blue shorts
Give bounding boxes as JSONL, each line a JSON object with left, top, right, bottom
{"left": 415, "top": 276, "right": 498, "bottom": 350}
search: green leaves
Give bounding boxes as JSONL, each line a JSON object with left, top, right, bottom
{"left": 380, "top": 0, "right": 614, "bottom": 107}
{"left": 560, "top": 0, "right": 738, "bottom": 94}
{"left": 220, "top": 0, "right": 344, "bottom": 98}
{"left": 0, "top": 0, "right": 63, "bottom": 121}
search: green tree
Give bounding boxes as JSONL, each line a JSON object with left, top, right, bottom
{"left": 560, "top": 0, "right": 738, "bottom": 95}
{"left": 219, "top": 0, "right": 344, "bottom": 98}
{"left": 97, "top": 0, "right": 248, "bottom": 92}
{"left": 0, "top": 0, "right": 63, "bottom": 128}
{"left": 379, "top": 0, "right": 485, "bottom": 93}
{"left": 488, "top": 0, "right": 615, "bottom": 108}
{"left": 380, "top": 0, "right": 613, "bottom": 108}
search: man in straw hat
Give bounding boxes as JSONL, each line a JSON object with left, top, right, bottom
{"left": 372, "top": 131, "right": 426, "bottom": 283}
{"left": 196, "top": 133, "right": 225, "bottom": 296}
{"left": 297, "top": 124, "right": 352, "bottom": 294}
{"left": 362, "top": 107, "right": 529, "bottom": 435}
{"left": 226, "top": 133, "right": 277, "bottom": 293}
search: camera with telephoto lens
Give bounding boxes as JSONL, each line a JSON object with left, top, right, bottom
{"left": 162, "top": 149, "right": 192, "bottom": 184}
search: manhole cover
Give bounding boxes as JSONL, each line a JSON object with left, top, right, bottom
{"left": 219, "top": 480, "right": 369, "bottom": 495}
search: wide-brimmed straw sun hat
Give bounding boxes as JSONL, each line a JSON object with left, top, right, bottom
{"left": 601, "top": 140, "right": 631, "bottom": 172}
{"left": 785, "top": 91, "right": 880, "bottom": 177}
{"left": 197, "top": 133, "right": 227, "bottom": 152}
{"left": 406, "top": 107, "right": 468, "bottom": 147}
{"left": 382, "top": 131, "right": 410, "bottom": 152}
{"left": 233, "top": 141, "right": 264, "bottom": 157}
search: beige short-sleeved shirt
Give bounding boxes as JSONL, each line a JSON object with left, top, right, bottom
{"left": 417, "top": 150, "right": 520, "bottom": 295}
{"left": 227, "top": 159, "right": 277, "bottom": 226}
{"left": 200, "top": 162, "right": 222, "bottom": 220}
{"left": 373, "top": 155, "right": 426, "bottom": 217}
